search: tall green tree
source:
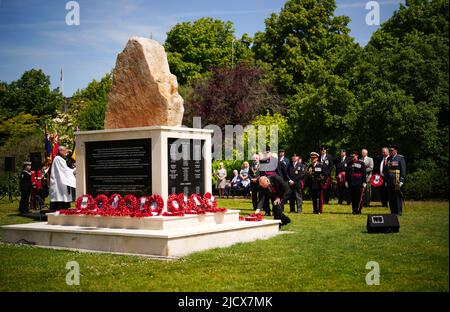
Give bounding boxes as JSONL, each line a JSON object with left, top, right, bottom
{"left": 0, "top": 69, "right": 63, "bottom": 119}
{"left": 252, "top": 0, "right": 354, "bottom": 95}
{"left": 70, "top": 73, "right": 112, "bottom": 130}
{"left": 165, "top": 17, "right": 252, "bottom": 85}
{"left": 357, "top": 0, "right": 449, "bottom": 171}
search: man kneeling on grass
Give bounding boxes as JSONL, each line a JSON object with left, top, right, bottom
{"left": 256, "top": 175, "right": 291, "bottom": 227}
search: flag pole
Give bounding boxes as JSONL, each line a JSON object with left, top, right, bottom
{"left": 60, "top": 67, "right": 64, "bottom": 97}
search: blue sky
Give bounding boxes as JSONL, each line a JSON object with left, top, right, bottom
{"left": 0, "top": 0, "right": 404, "bottom": 97}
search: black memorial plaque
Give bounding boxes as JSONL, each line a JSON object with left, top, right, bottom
{"left": 85, "top": 139, "right": 151, "bottom": 197}
{"left": 168, "top": 138, "right": 204, "bottom": 195}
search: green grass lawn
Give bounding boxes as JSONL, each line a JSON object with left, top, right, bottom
{"left": 0, "top": 198, "right": 448, "bottom": 292}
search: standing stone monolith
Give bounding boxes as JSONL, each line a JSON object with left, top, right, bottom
{"left": 104, "top": 37, "right": 184, "bottom": 129}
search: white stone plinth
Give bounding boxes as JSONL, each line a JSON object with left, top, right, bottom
{"left": 75, "top": 126, "right": 213, "bottom": 211}
{"left": 2, "top": 216, "right": 281, "bottom": 257}
{"left": 47, "top": 210, "right": 240, "bottom": 230}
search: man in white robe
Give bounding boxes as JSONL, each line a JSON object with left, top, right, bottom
{"left": 49, "top": 146, "right": 76, "bottom": 211}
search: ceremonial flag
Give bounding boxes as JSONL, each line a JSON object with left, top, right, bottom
{"left": 44, "top": 126, "right": 51, "bottom": 157}
{"left": 51, "top": 129, "right": 59, "bottom": 160}
{"left": 70, "top": 126, "right": 79, "bottom": 161}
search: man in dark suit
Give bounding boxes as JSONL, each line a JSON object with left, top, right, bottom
{"left": 278, "top": 149, "right": 289, "bottom": 168}
{"left": 277, "top": 149, "right": 289, "bottom": 212}
{"left": 386, "top": 144, "right": 406, "bottom": 215}
{"left": 374, "top": 147, "right": 390, "bottom": 207}
{"left": 259, "top": 147, "right": 289, "bottom": 215}
{"left": 320, "top": 146, "right": 333, "bottom": 204}
{"left": 307, "top": 152, "right": 326, "bottom": 214}
{"left": 19, "top": 161, "right": 32, "bottom": 214}
{"left": 287, "top": 154, "right": 306, "bottom": 213}
{"left": 335, "top": 149, "right": 351, "bottom": 205}
{"left": 257, "top": 175, "right": 291, "bottom": 226}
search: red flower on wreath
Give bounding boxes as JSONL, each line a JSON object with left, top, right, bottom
{"left": 73, "top": 194, "right": 96, "bottom": 215}
{"left": 122, "top": 195, "right": 138, "bottom": 211}
{"left": 94, "top": 194, "right": 110, "bottom": 211}
{"left": 149, "top": 194, "right": 164, "bottom": 216}
{"left": 58, "top": 193, "right": 229, "bottom": 218}
{"left": 108, "top": 194, "right": 123, "bottom": 209}
{"left": 202, "top": 192, "right": 226, "bottom": 213}
{"left": 185, "top": 194, "right": 206, "bottom": 214}
{"left": 166, "top": 193, "right": 185, "bottom": 216}
{"left": 203, "top": 192, "right": 217, "bottom": 208}
{"left": 244, "top": 213, "right": 265, "bottom": 221}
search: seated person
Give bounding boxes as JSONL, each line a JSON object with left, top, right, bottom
{"left": 224, "top": 170, "right": 242, "bottom": 197}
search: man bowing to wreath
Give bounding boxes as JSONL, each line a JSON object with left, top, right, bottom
{"left": 49, "top": 146, "right": 76, "bottom": 211}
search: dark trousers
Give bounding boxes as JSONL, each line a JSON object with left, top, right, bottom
{"left": 251, "top": 184, "right": 259, "bottom": 210}
{"left": 337, "top": 184, "right": 351, "bottom": 204}
{"left": 350, "top": 185, "right": 363, "bottom": 213}
{"left": 388, "top": 188, "right": 403, "bottom": 215}
{"left": 380, "top": 183, "right": 389, "bottom": 207}
{"left": 263, "top": 196, "right": 270, "bottom": 215}
{"left": 280, "top": 181, "right": 290, "bottom": 212}
{"left": 310, "top": 188, "right": 323, "bottom": 214}
{"left": 289, "top": 187, "right": 303, "bottom": 213}
{"left": 272, "top": 203, "right": 291, "bottom": 225}
{"left": 242, "top": 185, "right": 250, "bottom": 197}
{"left": 19, "top": 190, "right": 30, "bottom": 213}
{"left": 364, "top": 184, "right": 371, "bottom": 206}
{"left": 323, "top": 188, "right": 330, "bottom": 204}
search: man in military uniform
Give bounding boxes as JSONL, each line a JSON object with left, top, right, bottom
{"left": 19, "top": 161, "right": 32, "bottom": 214}
{"left": 386, "top": 144, "right": 406, "bottom": 215}
{"left": 345, "top": 151, "right": 367, "bottom": 214}
{"left": 249, "top": 154, "right": 261, "bottom": 211}
{"left": 307, "top": 152, "right": 326, "bottom": 214}
{"left": 257, "top": 175, "right": 291, "bottom": 227}
{"left": 320, "top": 146, "right": 333, "bottom": 204}
{"left": 287, "top": 154, "right": 306, "bottom": 213}
{"left": 361, "top": 149, "right": 374, "bottom": 207}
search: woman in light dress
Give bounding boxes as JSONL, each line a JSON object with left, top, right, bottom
{"left": 240, "top": 161, "right": 250, "bottom": 197}
{"left": 215, "top": 162, "right": 227, "bottom": 198}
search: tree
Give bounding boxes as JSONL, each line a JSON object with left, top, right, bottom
{"left": 165, "top": 17, "right": 252, "bottom": 84}
{"left": 70, "top": 73, "right": 112, "bottom": 130}
{"left": 0, "top": 69, "right": 63, "bottom": 119}
{"left": 183, "top": 62, "right": 282, "bottom": 129}
{"left": 252, "top": 0, "right": 354, "bottom": 94}
{"left": 359, "top": 0, "right": 448, "bottom": 171}
{"left": 0, "top": 113, "right": 40, "bottom": 147}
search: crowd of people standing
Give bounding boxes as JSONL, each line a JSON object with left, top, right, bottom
{"left": 214, "top": 145, "right": 406, "bottom": 226}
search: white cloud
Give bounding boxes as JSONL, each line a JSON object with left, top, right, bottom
{"left": 337, "top": 0, "right": 403, "bottom": 9}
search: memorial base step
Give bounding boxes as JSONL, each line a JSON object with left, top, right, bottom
{"left": 2, "top": 219, "right": 280, "bottom": 257}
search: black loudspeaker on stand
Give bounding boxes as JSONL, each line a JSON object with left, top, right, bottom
{"left": 29, "top": 152, "right": 42, "bottom": 171}
{"left": 4, "top": 157, "right": 15, "bottom": 172}
{"left": 367, "top": 214, "right": 400, "bottom": 233}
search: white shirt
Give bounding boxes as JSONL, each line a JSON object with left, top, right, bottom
{"left": 380, "top": 157, "right": 387, "bottom": 176}
{"left": 49, "top": 155, "right": 76, "bottom": 203}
